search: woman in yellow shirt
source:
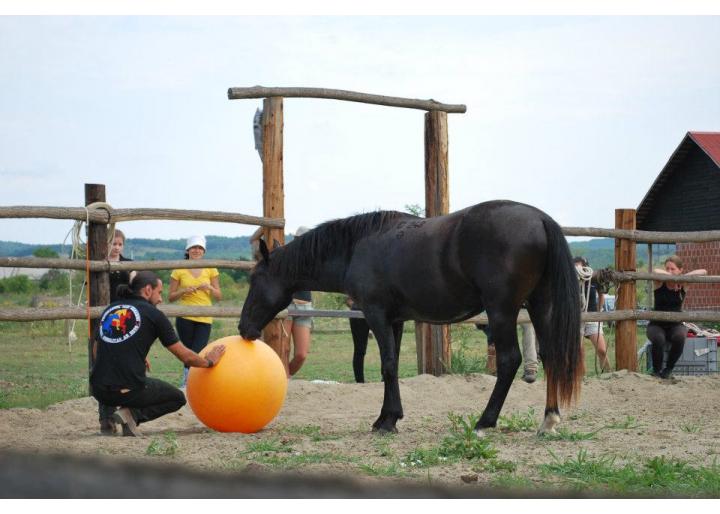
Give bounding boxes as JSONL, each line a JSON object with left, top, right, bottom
{"left": 169, "top": 235, "right": 222, "bottom": 386}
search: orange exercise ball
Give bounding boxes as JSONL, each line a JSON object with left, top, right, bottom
{"left": 187, "top": 335, "right": 288, "bottom": 433}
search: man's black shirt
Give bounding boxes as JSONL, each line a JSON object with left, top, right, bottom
{"left": 90, "top": 296, "right": 178, "bottom": 389}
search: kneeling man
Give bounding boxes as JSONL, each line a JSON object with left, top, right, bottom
{"left": 91, "top": 271, "right": 225, "bottom": 436}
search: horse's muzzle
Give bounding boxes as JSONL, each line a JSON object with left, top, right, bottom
{"left": 240, "top": 326, "right": 262, "bottom": 341}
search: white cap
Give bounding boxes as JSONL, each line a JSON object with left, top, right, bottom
{"left": 186, "top": 235, "right": 207, "bottom": 250}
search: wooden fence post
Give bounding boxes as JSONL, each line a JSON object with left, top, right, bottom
{"left": 85, "top": 184, "right": 110, "bottom": 386}
{"left": 615, "top": 208, "right": 638, "bottom": 371}
{"left": 260, "top": 97, "right": 290, "bottom": 373}
{"left": 415, "top": 111, "right": 451, "bottom": 376}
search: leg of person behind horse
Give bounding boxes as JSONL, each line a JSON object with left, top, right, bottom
{"left": 662, "top": 323, "right": 687, "bottom": 378}
{"left": 365, "top": 309, "right": 403, "bottom": 433}
{"left": 475, "top": 309, "right": 522, "bottom": 436}
{"left": 646, "top": 323, "right": 668, "bottom": 376}
{"left": 288, "top": 319, "right": 312, "bottom": 376}
{"left": 350, "top": 317, "right": 370, "bottom": 383}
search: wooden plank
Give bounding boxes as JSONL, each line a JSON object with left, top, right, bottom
{"left": 3, "top": 306, "right": 720, "bottom": 324}
{"left": 614, "top": 209, "right": 638, "bottom": 371}
{"left": 416, "top": 110, "right": 451, "bottom": 376}
{"left": 260, "top": 97, "right": 290, "bottom": 372}
{"left": 84, "top": 184, "right": 110, "bottom": 385}
{"left": 228, "top": 86, "right": 467, "bottom": 113}
{"left": 0, "top": 206, "right": 283, "bottom": 228}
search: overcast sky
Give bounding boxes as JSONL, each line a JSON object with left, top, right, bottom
{"left": 1, "top": 15, "right": 720, "bottom": 245}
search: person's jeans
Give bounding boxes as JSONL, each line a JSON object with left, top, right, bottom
{"left": 91, "top": 377, "right": 186, "bottom": 425}
{"left": 176, "top": 317, "right": 212, "bottom": 369}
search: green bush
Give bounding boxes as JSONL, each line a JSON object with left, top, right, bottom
{"left": 32, "top": 247, "right": 59, "bottom": 258}
{"left": 0, "top": 275, "right": 33, "bottom": 294}
{"left": 38, "top": 270, "right": 69, "bottom": 292}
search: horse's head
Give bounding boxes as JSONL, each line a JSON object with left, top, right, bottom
{"left": 239, "top": 239, "right": 293, "bottom": 340}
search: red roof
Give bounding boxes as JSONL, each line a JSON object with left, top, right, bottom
{"left": 689, "top": 132, "right": 720, "bottom": 167}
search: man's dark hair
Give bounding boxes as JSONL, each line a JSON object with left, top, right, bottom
{"left": 117, "top": 271, "right": 160, "bottom": 298}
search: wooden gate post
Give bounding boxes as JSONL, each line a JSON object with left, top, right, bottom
{"left": 415, "top": 111, "right": 451, "bottom": 376}
{"left": 85, "top": 184, "right": 111, "bottom": 383}
{"left": 260, "top": 97, "right": 290, "bottom": 373}
{"left": 615, "top": 208, "right": 638, "bottom": 371}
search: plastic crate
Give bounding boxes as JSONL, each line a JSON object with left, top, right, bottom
{"left": 643, "top": 336, "right": 718, "bottom": 375}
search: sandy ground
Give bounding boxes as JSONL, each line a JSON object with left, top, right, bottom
{"left": 1, "top": 371, "right": 719, "bottom": 490}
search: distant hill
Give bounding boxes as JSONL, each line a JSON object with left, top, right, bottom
{"left": 0, "top": 235, "right": 256, "bottom": 261}
{"left": 0, "top": 237, "right": 675, "bottom": 270}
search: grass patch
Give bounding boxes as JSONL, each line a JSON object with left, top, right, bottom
{"left": 540, "top": 450, "right": 720, "bottom": 496}
{"left": 282, "top": 424, "right": 339, "bottom": 442}
{"left": 540, "top": 427, "right": 599, "bottom": 441}
{"left": 401, "top": 412, "right": 498, "bottom": 469}
{"left": 146, "top": 431, "right": 179, "bottom": 457}
{"left": 604, "top": 416, "right": 641, "bottom": 430}
{"left": 497, "top": 408, "right": 537, "bottom": 432}
{"left": 359, "top": 462, "right": 411, "bottom": 477}
{"left": 681, "top": 423, "right": 701, "bottom": 434}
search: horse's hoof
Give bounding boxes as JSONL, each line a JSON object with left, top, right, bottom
{"left": 473, "top": 428, "right": 487, "bottom": 438}
{"left": 371, "top": 425, "right": 398, "bottom": 435}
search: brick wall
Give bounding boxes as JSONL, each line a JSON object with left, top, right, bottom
{"left": 676, "top": 242, "right": 720, "bottom": 310}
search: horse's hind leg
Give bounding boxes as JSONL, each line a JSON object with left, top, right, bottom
{"left": 527, "top": 296, "right": 561, "bottom": 435}
{"left": 475, "top": 310, "right": 522, "bottom": 436}
{"left": 350, "top": 317, "right": 370, "bottom": 383}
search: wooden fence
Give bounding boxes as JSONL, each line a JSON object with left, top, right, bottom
{"left": 3, "top": 195, "right": 720, "bottom": 375}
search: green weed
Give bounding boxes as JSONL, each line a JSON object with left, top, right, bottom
{"left": 540, "top": 451, "right": 720, "bottom": 496}
{"left": 604, "top": 416, "right": 641, "bottom": 430}
{"left": 540, "top": 427, "right": 599, "bottom": 441}
{"left": 359, "top": 462, "right": 410, "bottom": 477}
{"left": 497, "top": 408, "right": 537, "bottom": 432}
{"left": 145, "top": 431, "right": 179, "bottom": 457}
{"left": 681, "top": 423, "right": 701, "bottom": 433}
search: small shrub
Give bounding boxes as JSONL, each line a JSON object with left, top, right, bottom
{"left": 0, "top": 275, "right": 33, "bottom": 294}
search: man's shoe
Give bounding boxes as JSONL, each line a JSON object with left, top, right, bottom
{"left": 521, "top": 369, "right": 537, "bottom": 384}
{"left": 99, "top": 418, "right": 117, "bottom": 436}
{"left": 112, "top": 407, "right": 141, "bottom": 437}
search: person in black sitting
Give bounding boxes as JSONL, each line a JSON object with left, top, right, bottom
{"left": 91, "top": 271, "right": 226, "bottom": 437}
{"left": 647, "top": 255, "right": 706, "bottom": 379}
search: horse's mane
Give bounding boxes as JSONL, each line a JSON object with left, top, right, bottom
{"left": 269, "top": 210, "right": 415, "bottom": 279}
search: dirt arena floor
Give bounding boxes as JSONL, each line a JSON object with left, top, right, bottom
{"left": 1, "top": 371, "right": 719, "bottom": 495}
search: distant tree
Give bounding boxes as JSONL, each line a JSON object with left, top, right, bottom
{"left": 405, "top": 203, "right": 423, "bottom": 217}
{"left": 33, "top": 247, "right": 59, "bottom": 258}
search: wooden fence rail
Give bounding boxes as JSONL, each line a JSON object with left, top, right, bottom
{"left": 0, "top": 206, "right": 284, "bottom": 228}
{"left": 0, "top": 257, "right": 255, "bottom": 272}
{"left": 4, "top": 257, "right": 720, "bottom": 285}
{"left": 227, "top": 86, "right": 467, "bottom": 113}
{"left": 3, "top": 306, "right": 720, "bottom": 324}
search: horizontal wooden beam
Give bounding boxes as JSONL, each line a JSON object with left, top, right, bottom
{"left": 0, "top": 257, "right": 255, "bottom": 272}
{"left": 0, "top": 206, "right": 284, "bottom": 228}
{"left": 3, "top": 305, "right": 720, "bottom": 325}
{"left": 563, "top": 226, "right": 720, "bottom": 243}
{"left": 227, "top": 86, "right": 467, "bottom": 113}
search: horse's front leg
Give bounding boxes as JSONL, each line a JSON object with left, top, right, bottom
{"left": 475, "top": 314, "right": 522, "bottom": 436}
{"left": 365, "top": 312, "right": 403, "bottom": 433}
{"left": 350, "top": 317, "right": 370, "bottom": 383}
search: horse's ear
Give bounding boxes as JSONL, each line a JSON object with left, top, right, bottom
{"left": 272, "top": 239, "right": 281, "bottom": 250}
{"left": 258, "top": 239, "right": 270, "bottom": 262}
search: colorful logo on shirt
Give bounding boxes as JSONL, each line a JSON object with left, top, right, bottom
{"left": 99, "top": 304, "right": 141, "bottom": 343}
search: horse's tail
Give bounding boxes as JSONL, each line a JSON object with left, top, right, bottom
{"left": 541, "top": 216, "right": 584, "bottom": 407}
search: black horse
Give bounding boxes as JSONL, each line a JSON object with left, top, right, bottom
{"left": 239, "top": 200, "right": 583, "bottom": 435}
